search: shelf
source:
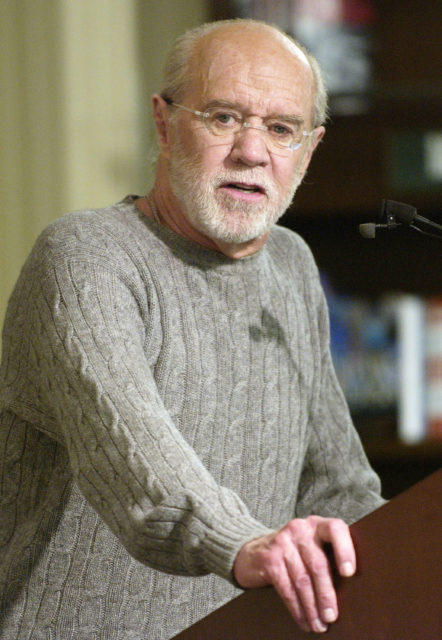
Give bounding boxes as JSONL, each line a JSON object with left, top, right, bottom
{"left": 364, "top": 439, "right": 442, "bottom": 463}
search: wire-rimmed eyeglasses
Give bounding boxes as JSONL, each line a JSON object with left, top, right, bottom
{"left": 162, "top": 97, "right": 314, "bottom": 152}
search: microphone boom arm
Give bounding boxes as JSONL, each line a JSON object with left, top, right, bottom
{"left": 359, "top": 200, "right": 442, "bottom": 241}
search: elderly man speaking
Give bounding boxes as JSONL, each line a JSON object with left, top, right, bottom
{"left": 0, "top": 19, "right": 383, "bottom": 639}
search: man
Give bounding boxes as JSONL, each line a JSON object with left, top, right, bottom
{"left": 0, "top": 19, "right": 383, "bottom": 639}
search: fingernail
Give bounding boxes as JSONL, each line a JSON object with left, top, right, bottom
{"left": 313, "top": 618, "right": 328, "bottom": 633}
{"left": 323, "top": 607, "right": 337, "bottom": 623}
{"left": 341, "top": 561, "right": 354, "bottom": 577}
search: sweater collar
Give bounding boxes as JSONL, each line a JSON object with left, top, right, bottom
{"left": 123, "top": 195, "right": 271, "bottom": 276}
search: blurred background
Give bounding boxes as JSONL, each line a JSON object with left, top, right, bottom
{"left": 1, "top": 0, "right": 441, "bottom": 496}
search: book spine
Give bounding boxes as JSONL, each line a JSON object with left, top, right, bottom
{"left": 396, "top": 295, "right": 426, "bottom": 444}
{"left": 426, "top": 297, "right": 442, "bottom": 439}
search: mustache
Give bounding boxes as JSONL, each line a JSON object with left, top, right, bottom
{"left": 212, "top": 170, "right": 277, "bottom": 197}
{"left": 169, "top": 143, "right": 278, "bottom": 198}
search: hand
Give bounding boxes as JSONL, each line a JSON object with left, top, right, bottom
{"left": 233, "top": 516, "right": 356, "bottom": 634}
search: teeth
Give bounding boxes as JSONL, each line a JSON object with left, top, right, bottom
{"left": 229, "top": 184, "right": 258, "bottom": 192}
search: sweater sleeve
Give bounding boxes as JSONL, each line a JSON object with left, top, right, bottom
{"left": 21, "top": 239, "right": 271, "bottom": 582}
{"left": 295, "top": 283, "right": 385, "bottom": 524}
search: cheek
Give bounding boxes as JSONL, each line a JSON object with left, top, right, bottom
{"left": 195, "top": 142, "right": 233, "bottom": 175}
{"left": 177, "top": 126, "right": 230, "bottom": 173}
{"left": 272, "top": 158, "right": 300, "bottom": 191}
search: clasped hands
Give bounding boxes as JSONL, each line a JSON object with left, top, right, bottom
{"left": 233, "top": 515, "right": 356, "bottom": 634}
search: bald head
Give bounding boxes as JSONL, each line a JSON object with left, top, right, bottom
{"left": 160, "top": 19, "right": 328, "bottom": 128}
{"left": 192, "top": 20, "right": 310, "bottom": 64}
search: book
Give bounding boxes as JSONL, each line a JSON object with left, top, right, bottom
{"left": 395, "top": 295, "right": 426, "bottom": 443}
{"left": 323, "top": 276, "right": 441, "bottom": 443}
{"left": 426, "top": 296, "right": 442, "bottom": 439}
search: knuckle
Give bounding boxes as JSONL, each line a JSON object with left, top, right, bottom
{"left": 294, "top": 571, "right": 312, "bottom": 592}
{"left": 296, "top": 540, "right": 313, "bottom": 561}
{"left": 269, "top": 531, "right": 290, "bottom": 554}
{"left": 256, "top": 547, "right": 283, "bottom": 578}
{"left": 274, "top": 528, "right": 290, "bottom": 544}
{"left": 286, "top": 518, "right": 309, "bottom": 540}
{"left": 287, "top": 518, "right": 305, "bottom": 532}
{"left": 309, "top": 557, "right": 329, "bottom": 576}
{"left": 328, "top": 518, "right": 346, "bottom": 535}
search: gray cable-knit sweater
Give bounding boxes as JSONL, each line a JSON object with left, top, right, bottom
{"left": 0, "top": 196, "right": 383, "bottom": 639}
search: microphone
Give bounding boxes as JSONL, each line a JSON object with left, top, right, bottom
{"left": 358, "top": 222, "right": 399, "bottom": 239}
{"left": 359, "top": 200, "right": 442, "bottom": 240}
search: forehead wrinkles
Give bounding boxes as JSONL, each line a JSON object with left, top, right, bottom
{"left": 189, "top": 29, "right": 314, "bottom": 116}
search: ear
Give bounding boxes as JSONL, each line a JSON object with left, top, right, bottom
{"left": 152, "top": 94, "right": 173, "bottom": 156}
{"left": 298, "top": 125, "right": 325, "bottom": 177}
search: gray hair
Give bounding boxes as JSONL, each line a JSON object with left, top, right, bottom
{"left": 160, "top": 18, "right": 328, "bottom": 128}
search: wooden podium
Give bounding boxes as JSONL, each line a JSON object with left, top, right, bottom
{"left": 173, "top": 469, "right": 441, "bottom": 640}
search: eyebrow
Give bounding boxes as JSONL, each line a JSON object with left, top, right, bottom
{"left": 203, "top": 99, "right": 305, "bottom": 125}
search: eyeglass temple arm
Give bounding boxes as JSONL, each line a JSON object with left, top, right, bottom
{"left": 161, "top": 96, "right": 207, "bottom": 118}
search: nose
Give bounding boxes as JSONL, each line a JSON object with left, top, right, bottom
{"left": 229, "top": 122, "right": 271, "bottom": 167}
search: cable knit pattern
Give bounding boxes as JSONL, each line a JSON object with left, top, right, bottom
{"left": 0, "top": 196, "right": 383, "bottom": 639}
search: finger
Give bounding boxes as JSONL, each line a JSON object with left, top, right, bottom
{"left": 265, "top": 554, "right": 311, "bottom": 632}
{"left": 280, "top": 546, "right": 332, "bottom": 633}
{"left": 317, "top": 518, "right": 357, "bottom": 577}
{"left": 294, "top": 542, "right": 337, "bottom": 632}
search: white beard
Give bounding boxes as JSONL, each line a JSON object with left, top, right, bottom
{"left": 168, "top": 142, "right": 303, "bottom": 244}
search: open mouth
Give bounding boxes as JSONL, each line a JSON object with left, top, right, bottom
{"left": 223, "top": 182, "right": 265, "bottom": 194}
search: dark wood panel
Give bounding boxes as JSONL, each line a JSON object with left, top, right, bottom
{"left": 374, "top": 0, "right": 442, "bottom": 85}
{"left": 173, "top": 471, "right": 442, "bottom": 639}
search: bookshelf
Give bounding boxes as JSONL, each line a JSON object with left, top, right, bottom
{"left": 286, "top": 176, "right": 441, "bottom": 499}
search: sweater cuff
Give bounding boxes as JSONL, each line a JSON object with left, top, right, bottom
{"left": 198, "top": 514, "right": 274, "bottom": 584}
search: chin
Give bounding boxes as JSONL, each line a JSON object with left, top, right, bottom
{"left": 212, "top": 225, "right": 269, "bottom": 244}
{"left": 210, "top": 230, "right": 264, "bottom": 244}
{"left": 190, "top": 208, "right": 278, "bottom": 245}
